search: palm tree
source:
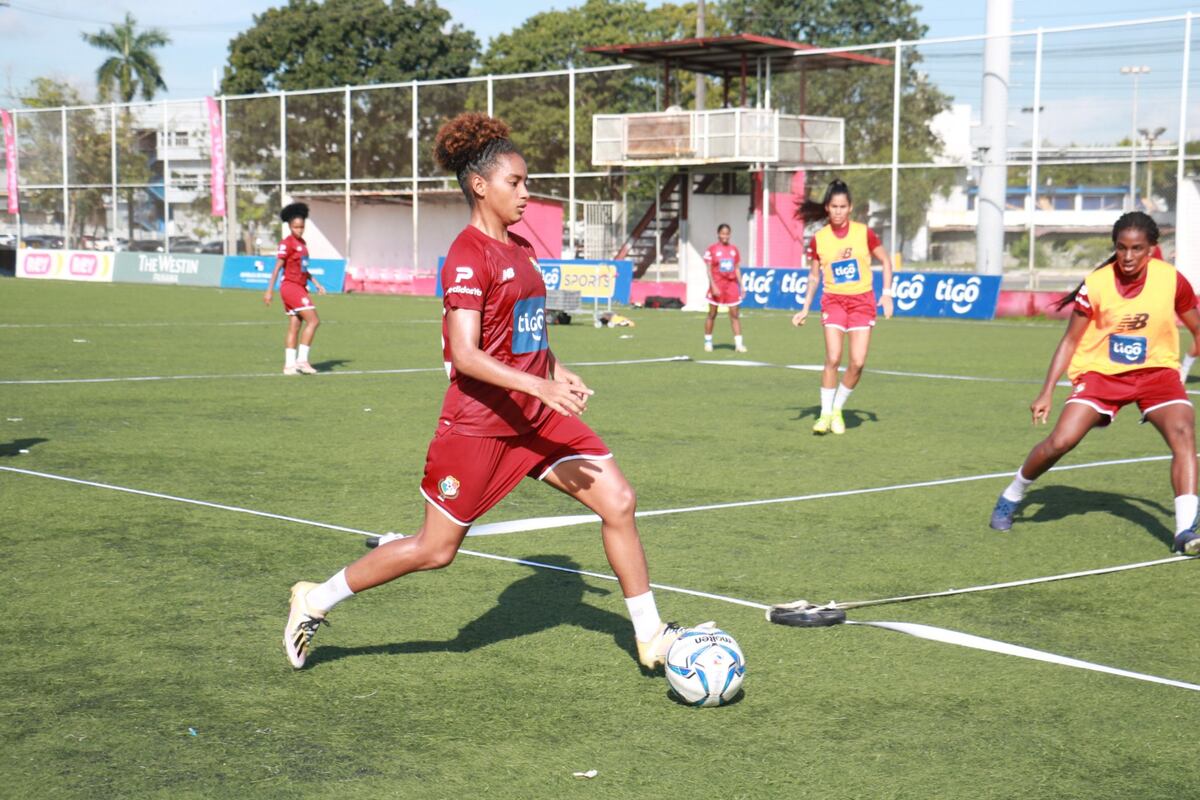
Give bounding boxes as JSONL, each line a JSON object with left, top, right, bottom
{"left": 82, "top": 12, "right": 170, "bottom": 103}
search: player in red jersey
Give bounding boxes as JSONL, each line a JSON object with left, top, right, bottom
{"left": 703, "top": 223, "right": 746, "bottom": 352}
{"left": 791, "top": 179, "right": 893, "bottom": 435}
{"left": 264, "top": 202, "right": 326, "bottom": 375}
{"left": 988, "top": 212, "right": 1200, "bottom": 554}
{"left": 284, "top": 113, "right": 699, "bottom": 672}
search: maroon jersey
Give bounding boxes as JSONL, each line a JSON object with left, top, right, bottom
{"left": 704, "top": 243, "right": 740, "bottom": 283}
{"left": 277, "top": 234, "right": 311, "bottom": 286}
{"left": 439, "top": 225, "right": 553, "bottom": 437}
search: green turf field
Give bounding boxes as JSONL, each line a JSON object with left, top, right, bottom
{"left": 2, "top": 279, "right": 1198, "bottom": 799}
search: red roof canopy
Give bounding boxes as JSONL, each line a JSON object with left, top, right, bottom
{"left": 585, "top": 33, "right": 891, "bottom": 77}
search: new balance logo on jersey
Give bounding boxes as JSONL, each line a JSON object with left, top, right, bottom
{"left": 830, "top": 258, "right": 860, "bottom": 284}
{"left": 1115, "top": 312, "right": 1150, "bottom": 331}
{"left": 1109, "top": 334, "right": 1148, "bottom": 365}
{"left": 501, "top": 267, "right": 515, "bottom": 282}
{"left": 512, "top": 296, "right": 548, "bottom": 354}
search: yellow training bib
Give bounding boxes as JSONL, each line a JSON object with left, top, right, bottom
{"left": 814, "top": 222, "right": 874, "bottom": 296}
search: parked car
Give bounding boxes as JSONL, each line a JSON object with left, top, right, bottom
{"left": 127, "top": 239, "right": 164, "bottom": 252}
{"left": 21, "top": 234, "right": 65, "bottom": 249}
{"left": 0, "top": 232, "right": 15, "bottom": 249}
{"left": 201, "top": 240, "right": 224, "bottom": 254}
{"left": 168, "top": 237, "right": 205, "bottom": 253}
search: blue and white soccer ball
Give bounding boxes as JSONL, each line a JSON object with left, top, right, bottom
{"left": 665, "top": 627, "right": 745, "bottom": 707}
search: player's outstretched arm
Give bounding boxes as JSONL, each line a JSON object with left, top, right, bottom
{"left": 263, "top": 258, "right": 284, "bottom": 305}
{"left": 1032, "top": 311, "right": 1089, "bottom": 424}
{"left": 872, "top": 244, "right": 894, "bottom": 319}
{"left": 792, "top": 259, "right": 822, "bottom": 326}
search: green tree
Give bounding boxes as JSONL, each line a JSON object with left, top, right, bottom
{"left": 81, "top": 12, "right": 170, "bottom": 103}
{"left": 725, "top": 0, "right": 954, "bottom": 248}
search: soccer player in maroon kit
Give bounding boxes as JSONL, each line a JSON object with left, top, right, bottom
{"left": 264, "top": 202, "right": 326, "bottom": 375}
{"left": 284, "top": 113, "right": 696, "bottom": 672}
{"left": 703, "top": 223, "right": 746, "bottom": 352}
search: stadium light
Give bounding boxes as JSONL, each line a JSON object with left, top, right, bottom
{"left": 1119, "top": 65, "right": 1150, "bottom": 211}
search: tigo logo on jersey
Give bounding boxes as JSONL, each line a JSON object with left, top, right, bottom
{"left": 512, "top": 296, "right": 548, "bottom": 354}
{"left": 718, "top": 257, "right": 735, "bottom": 273}
{"left": 1109, "top": 334, "right": 1147, "bottom": 365}
{"left": 830, "top": 258, "right": 860, "bottom": 284}
{"left": 438, "top": 475, "right": 460, "bottom": 500}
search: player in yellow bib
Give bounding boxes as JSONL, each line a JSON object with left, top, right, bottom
{"left": 989, "top": 212, "right": 1200, "bottom": 554}
{"left": 792, "top": 179, "right": 893, "bottom": 435}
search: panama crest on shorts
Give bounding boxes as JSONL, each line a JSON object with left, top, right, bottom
{"left": 438, "top": 475, "right": 460, "bottom": 500}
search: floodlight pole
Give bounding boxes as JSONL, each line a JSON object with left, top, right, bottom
{"left": 1120, "top": 65, "right": 1150, "bottom": 210}
{"left": 975, "top": 0, "right": 1012, "bottom": 277}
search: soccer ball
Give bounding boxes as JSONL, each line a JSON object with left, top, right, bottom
{"left": 665, "top": 627, "right": 745, "bottom": 707}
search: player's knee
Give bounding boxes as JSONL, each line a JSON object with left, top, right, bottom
{"left": 420, "top": 545, "right": 458, "bottom": 570}
{"left": 847, "top": 356, "right": 867, "bottom": 374}
{"left": 602, "top": 482, "right": 637, "bottom": 520}
{"left": 1045, "top": 432, "right": 1080, "bottom": 456}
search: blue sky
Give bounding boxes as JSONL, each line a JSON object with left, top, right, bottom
{"left": 1, "top": 0, "right": 1197, "bottom": 144}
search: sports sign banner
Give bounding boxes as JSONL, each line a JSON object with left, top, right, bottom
{"left": 205, "top": 97, "right": 226, "bottom": 218}
{"left": 738, "top": 268, "right": 1001, "bottom": 320}
{"left": 435, "top": 258, "right": 633, "bottom": 304}
{"left": 16, "top": 249, "right": 113, "bottom": 282}
{"left": 113, "top": 252, "right": 225, "bottom": 287}
{"left": 2, "top": 109, "right": 16, "bottom": 215}
{"left": 220, "top": 255, "right": 346, "bottom": 293}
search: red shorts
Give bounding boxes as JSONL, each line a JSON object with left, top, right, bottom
{"left": 280, "top": 281, "right": 315, "bottom": 315}
{"left": 419, "top": 412, "right": 611, "bottom": 525}
{"left": 707, "top": 280, "right": 741, "bottom": 306}
{"left": 821, "top": 291, "right": 877, "bottom": 331}
{"left": 1066, "top": 368, "right": 1190, "bottom": 425}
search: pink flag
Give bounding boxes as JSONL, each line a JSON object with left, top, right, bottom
{"left": 2, "top": 110, "right": 17, "bottom": 215}
{"left": 205, "top": 97, "right": 226, "bottom": 217}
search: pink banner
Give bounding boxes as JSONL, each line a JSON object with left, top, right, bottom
{"left": 2, "top": 109, "right": 17, "bottom": 215}
{"left": 205, "top": 97, "right": 226, "bottom": 217}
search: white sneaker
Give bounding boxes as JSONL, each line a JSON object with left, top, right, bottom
{"left": 637, "top": 621, "right": 685, "bottom": 669}
{"left": 283, "top": 365, "right": 300, "bottom": 375}
{"left": 283, "top": 581, "right": 327, "bottom": 669}
{"left": 703, "top": 342, "right": 714, "bottom": 352}
{"left": 735, "top": 344, "right": 748, "bottom": 353}
{"left": 294, "top": 361, "right": 318, "bottom": 375}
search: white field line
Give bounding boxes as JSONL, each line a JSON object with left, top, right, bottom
{"left": 468, "top": 453, "right": 1175, "bottom": 537}
{"left": 0, "top": 319, "right": 441, "bottom": 329}
{"left": 2, "top": 463, "right": 1195, "bottom": 691}
{"left": 0, "top": 355, "right": 691, "bottom": 386}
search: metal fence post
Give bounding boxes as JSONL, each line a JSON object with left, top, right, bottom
{"left": 220, "top": 96, "right": 228, "bottom": 254}
{"left": 61, "top": 108, "right": 68, "bottom": 247}
{"left": 890, "top": 40, "right": 901, "bottom": 261}
{"left": 411, "top": 80, "right": 419, "bottom": 272}
{"left": 569, "top": 65, "right": 576, "bottom": 258}
{"left": 344, "top": 86, "right": 352, "bottom": 265}
{"left": 1177, "top": 13, "right": 1193, "bottom": 214}
{"left": 280, "top": 93, "right": 287, "bottom": 204}
{"left": 1028, "top": 28, "right": 1044, "bottom": 288}
{"left": 163, "top": 103, "right": 171, "bottom": 253}
{"left": 110, "top": 103, "right": 117, "bottom": 244}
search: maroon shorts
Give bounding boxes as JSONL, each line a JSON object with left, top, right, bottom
{"left": 821, "top": 291, "right": 877, "bottom": 331}
{"left": 1066, "top": 368, "right": 1190, "bottom": 425}
{"left": 707, "top": 280, "right": 741, "bottom": 306}
{"left": 280, "top": 281, "right": 315, "bottom": 315}
{"left": 419, "top": 413, "right": 611, "bottom": 525}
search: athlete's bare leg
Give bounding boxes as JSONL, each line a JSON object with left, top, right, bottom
{"left": 728, "top": 305, "right": 742, "bottom": 337}
{"left": 344, "top": 503, "right": 470, "bottom": 592}
{"left": 285, "top": 314, "right": 302, "bottom": 349}
{"left": 1145, "top": 403, "right": 1198, "bottom": 496}
{"left": 297, "top": 308, "right": 320, "bottom": 346}
{"left": 704, "top": 304, "right": 718, "bottom": 336}
{"left": 841, "top": 328, "right": 872, "bottom": 389}
{"left": 821, "top": 326, "right": 845, "bottom": 389}
{"left": 543, "top": 457, "right": 650, "bottom": 597}
{"left": 1019, "top": 402, "right": 1105, "bottom": 481}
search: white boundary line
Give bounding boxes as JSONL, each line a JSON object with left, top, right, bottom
{"left": 0, "top": 319, "right": 442, "bottom": 329}
{"left": 468, "top": 454, "right": 1175, "bottom": 537}
{"left": 0, "top": 355, "right": 692, "bottom": 386}
{"left": 2, "top": 463, "right": 1196, "bottom": 691}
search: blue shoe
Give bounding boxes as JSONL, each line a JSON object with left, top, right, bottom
{"left": 1173, "top": 530, "right": 1200, "bottom": 555}
{"left": 989, "top": 495, "right": 1019, "bottom": 531}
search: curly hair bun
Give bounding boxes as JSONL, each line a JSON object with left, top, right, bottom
{"left": 280, "top": 202, "right": 309, "bottom": 223}
{"left": 434, "top": 113, "right": 512, "bottom": 175}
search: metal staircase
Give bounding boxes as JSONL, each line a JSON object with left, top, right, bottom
{"left": 616, "top": 173, "right": 717, "bottom": 278}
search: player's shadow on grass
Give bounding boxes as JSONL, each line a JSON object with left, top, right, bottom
{"left": 309, "top": 554, "right": 640, "bottom": 668}
{"left": 790, "top": 404, "right": 879, "bottom": 430}
{"left": 1019, "top": 486, "right": 1174, "bottom": 547}
{"left": 0, "top": 437, "right": 48, "bottom": 457}
{"left": 312, "top": 358, "right": 352, "bottom": 372}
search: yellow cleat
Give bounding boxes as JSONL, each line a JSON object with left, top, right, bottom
{"left": 636, "top": 621, "right": 686, "bottom": 670}
{"left": 830, "top": 411, "right": 846, "bottom": 435}
{"left": 283, "top": 581, "right": 328, "bottom": 669}
{"left": 812, "top": 414, "right": 832, "bottom": 435}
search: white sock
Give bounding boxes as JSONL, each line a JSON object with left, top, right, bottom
{"left": 704, "top": 334, "right": 713, "bottom": 344}
{"left": 298, "top": 344, "right": 310, "bottom": 363}
{"left": 833, "top": 383, "right": 853, "bottom": 411}
{"left": 1174, "top": 494, "right": 1198, "bottom": 535}
{"left": 734, "top": 334, "right": 744, "bottom": 347}
{"left": 285, "top": 347, "right": 297, "bottom": 367}
{"left": 1002, "top": 470, "right": 1034, "bottom": 503}
{"left": 820, "top": 387, "right": 835, "bottom": 416}
{"left": 306, "top": 568, "right": 355, "bottom": 613}
{"left": 1181, "top": 354, "right": 1196, "bottom": 383}
{"left": 625, "top": 590, "right": 663, "bottom": 642}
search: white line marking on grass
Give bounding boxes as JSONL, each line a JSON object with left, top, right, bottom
{"left": 468, "top": 454, "right": 1175, "bottom": 537}
{"left": 849, "top": 620, "right": 1200, "bottom": 692}
{"left": 0, "top": 355, "right": 692, "bottom": 385}
{"left": 0, "top": 319, "right": 442, "bottom": 329}
{"left": 3, "top": 464, "right": 1196, "bottom": 690}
